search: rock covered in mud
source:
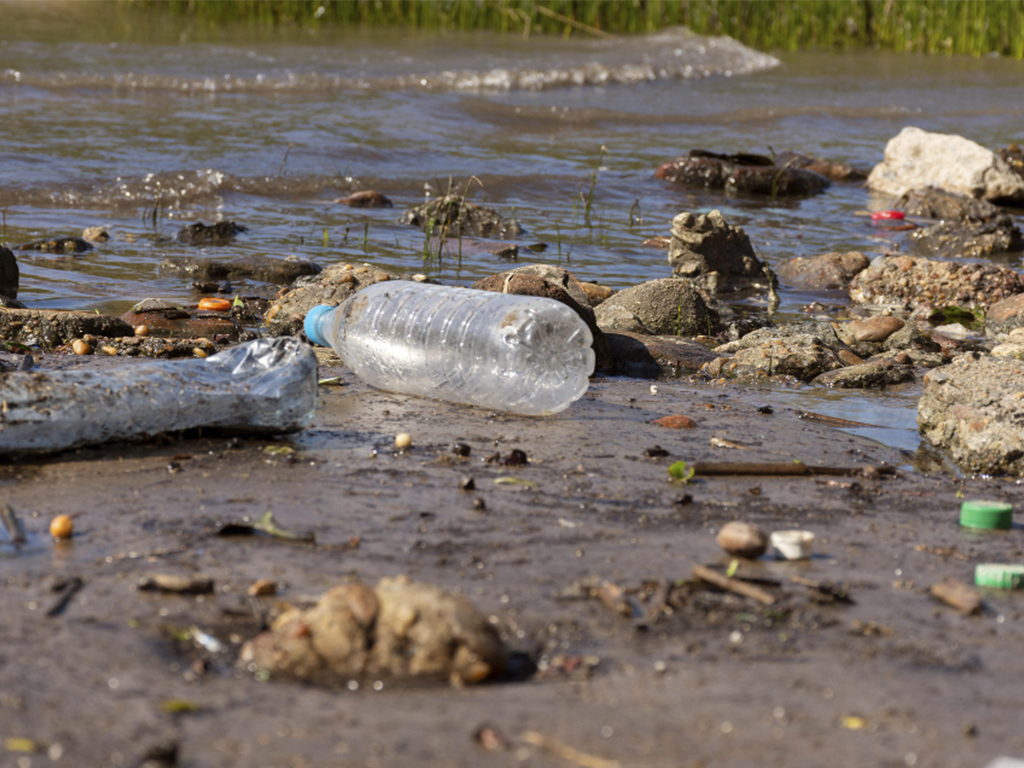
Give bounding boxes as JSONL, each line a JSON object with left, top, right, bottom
{"left": 776, "top": 251, "right": 870, "bottom": 290}
{"left": 655, "top": 150, "right": 830, "bottom": 197}
{"left": 603, "top": 331, "right": 717, "bottom": 379}
{"left": 14, "top": 236, "right": 94, "bottom": 254}
{"left": 470, "top": 264, "right": 610, "bottom": 371}
{"left": 848, "top": 255, "right": 1024, "bottom": 311}
{"left": 240, "top": 576, "right": 507, "bottom": 686}
{"left": 894, "top": 187, "right": 1005, "bottom": 221}
{"left": 908, "top": 214, "right": 1022, "bottom": 260}
{"left": 400, "top": 195, "right": 522, "bottom": 238}
{"left": 267, "top": 262, "right": 406, "bottom": 335}
{"left": 868, "top": 127, "right": 1024, "bottom": 204}
{"left": 1, "top": 245, "right": 18, "bottom": 300}
{"left": 594, "top": 277, "right": 718, "bottom": 337}
{"left": 667, "top": 210, "right": 770, "bottom": 293}
{"left": 892, "top": 187, "right": 1022, "bottom": 264}
{"left": 160, "top": 254, "right": 321, "bottom": 285}
{"left": 0, "top": 308, "right": 133, "bottom": 347}
{"left": 175, "top": 220, "right": 247, "bottom": 245}
{"left": 918, "top": 353, "right": 1024, "bottom": 476}
{"left": 702, "top": 323, "right": 853, "bottom": 382}
{"left": 813, "top": 358, "right": 915, "bottom": 388}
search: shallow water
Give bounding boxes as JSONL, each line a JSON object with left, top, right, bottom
{"left": 3, "top": 2, "right": 1023, "bottom": 455}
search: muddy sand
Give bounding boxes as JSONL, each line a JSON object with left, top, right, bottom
{"left": 2, "top": 349, "right": 1023, "bottom": 768}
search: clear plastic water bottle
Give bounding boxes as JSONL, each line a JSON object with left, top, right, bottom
{"left": 304, "top": 281, "right": 595, "bottom": 415}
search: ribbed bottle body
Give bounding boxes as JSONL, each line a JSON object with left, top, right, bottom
{"left": 308, "top": 282, "right": 594, "bottom": 415}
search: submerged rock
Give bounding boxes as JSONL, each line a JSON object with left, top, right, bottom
{"left": 655, "top": 150, "right": 830, "bottom": 197}
{"left": 667, "top": 210, "right": 771, "bottom": 294}
{"left": 774, "top": 151, "right": 868, "bottom": 183}
{"left": 334, "top": 190, "right": 393, "bottom": 208}
{"left": 594, "top": 277, "right": 718, "bottom": 338}
{"left": 868, "top": 127, "right": 1024, "bottom": 204}
{"left": 240, "top": 576, "right": 507, "bottom": 686}
{"left": 814, "top": 358, "right": 915, "bottom": 389}
{"left": 161, "top": 254, "right": 321, "bottom": 284}
{"left": 776, "top": 251, "right": 870, "bottom": 290}
{"left": 918, "top": 354, "right": 1024, "bottom": 476}
{"left": 175, "top": 220, "right": 247, "bottom": 245}
{"left": 848, "top": 255, "right": 1024, "bottom": 311}
{"left": 400, "top": 196, "right": 522, "bottom": 238}
{"left": 471, "top": 264, "right": 611, "bottom": 371}
{"left": 14, "top": 236, "right": 93, "bottom": 254}
{"left": 1, "top": 245, "right": 18, "bottom": 300}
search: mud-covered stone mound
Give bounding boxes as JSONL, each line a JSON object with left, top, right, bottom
{"left": 240, "top": 576, "right": 508, "bottom": 687}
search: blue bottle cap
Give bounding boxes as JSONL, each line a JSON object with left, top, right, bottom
{"left": 304, "top": 305, "right": 332, "bottom": 347}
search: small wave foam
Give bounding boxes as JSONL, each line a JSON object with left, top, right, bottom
{"left": 2, "top": 27, "right": 778, "bottom": 96}
{"left": 1, "top": 170, "right": 353, "bottom": 211}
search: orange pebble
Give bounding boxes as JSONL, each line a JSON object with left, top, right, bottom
{"left": 198, "top": 297, "right": 232, "bottom": 312}
{"left": 50, "top": 514, "right": 74, "bottom": 540}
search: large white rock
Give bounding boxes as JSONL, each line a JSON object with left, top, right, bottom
{"left": 868, "top": 126, "right": 1024, "bottom": 203}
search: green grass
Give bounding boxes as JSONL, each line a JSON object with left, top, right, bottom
{"left": 135, "top": 1, "right": 1024, "bottom": 58}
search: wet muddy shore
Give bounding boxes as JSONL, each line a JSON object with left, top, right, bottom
{"left": 3, "top": 351, "right": 1023, "bottom": 767}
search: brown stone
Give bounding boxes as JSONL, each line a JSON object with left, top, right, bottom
{"left": 776, "top": 251, "right": 870, "bottom": 290}
{"left": 847, "top": 316, "right": 905, "bottom": 342}
{"left": 471, "top": 264, "right": 610, "bottom": 371}
{"left": 334, "top": 190, "right": 393, "bottom": 208}
{"left": 651, "top": 414, "right": 697, "bottom": 429}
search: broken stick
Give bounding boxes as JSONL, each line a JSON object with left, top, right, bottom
{"left": 692, "top": 564, "right": 776, "bottom": 605}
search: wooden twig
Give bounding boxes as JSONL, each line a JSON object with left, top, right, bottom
{"left": 691, "top": 462, "right": 894, "bottom": 478}
{"left": 520, "top": 731, "right": 621, "bottom": 768}
{"left": 692, "top": 564, "right": 776, "bottom": 606}
{"left": 533, "top": 5, "right": 615, "bottom": 38}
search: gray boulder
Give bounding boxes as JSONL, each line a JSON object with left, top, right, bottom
{"left": 868, "top": 127, "right": 1024, "bottom": 204}
{"left": 918, "top": 354, "right": 1024, "bottom": 476}
{"left": 594, "top": 277, "right": 718, "bottom": 337}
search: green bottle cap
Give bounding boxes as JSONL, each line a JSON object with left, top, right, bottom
{"left": 975, "top": 564, "right": 1024, "bottom": 590}
{"left": 959, "top": 500, "right": 1013, "bottom": 530}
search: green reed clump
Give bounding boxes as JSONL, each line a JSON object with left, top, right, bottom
{"left": 138, "top": 1, "right": 1024, "bottom": 59}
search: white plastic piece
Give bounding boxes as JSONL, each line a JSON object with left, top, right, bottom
{"left": 0, "top": 337, "right": 317, "bottom": 456}
{"left": 305, "top": 282, "right": 595, "bottom": 416}
{"left": 770, "top": 530, "right": 815, "bottom": 560}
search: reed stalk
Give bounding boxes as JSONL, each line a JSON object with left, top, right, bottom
{"left": 139, "top": 1, "right": 1024, "bottom": 58}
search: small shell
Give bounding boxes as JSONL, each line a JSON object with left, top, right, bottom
{"left": 716, "top": 521, "right": 768, "bottom": 559}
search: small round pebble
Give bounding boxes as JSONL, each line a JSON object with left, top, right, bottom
{"left": 49, "top": 514, "right": 74, "bottom": 540}
{"left": 395, "top": 433, "right": 413, "bottom": 450}
{"left": 71, "top": 339, "right": 92, "bottom": 356}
